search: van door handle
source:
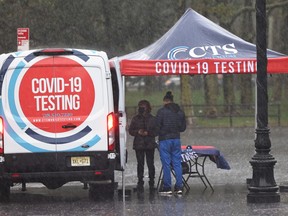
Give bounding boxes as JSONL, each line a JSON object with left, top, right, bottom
{"left": 62, "top": 124, "right": 77, "bottom": 129}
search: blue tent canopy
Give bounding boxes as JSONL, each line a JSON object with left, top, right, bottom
{"left": 114, "top": 8, "right": 288, "bottom": 76}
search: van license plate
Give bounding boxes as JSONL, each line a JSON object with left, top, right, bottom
{"left": 71, "top": 156, "right": 90, "bottom": 166}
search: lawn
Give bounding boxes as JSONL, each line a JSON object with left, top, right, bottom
{"left": 125, "top": 87, "right": 288, "bottom": 127}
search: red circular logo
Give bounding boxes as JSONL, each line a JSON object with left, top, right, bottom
{"left": 19, "top": 57, "right": 95, "bottom": 133}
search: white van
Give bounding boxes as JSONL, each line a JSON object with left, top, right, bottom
{"left": 0, "top": 48, "right": 126, "bottom": 201}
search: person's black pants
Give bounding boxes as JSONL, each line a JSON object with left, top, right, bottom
{"left": 135, "top": 149, "right": 155, "bottom": 186}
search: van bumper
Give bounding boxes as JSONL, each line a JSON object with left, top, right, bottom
{"left": 0, "top": 159, "right": 115, "bottom": 184}
{"left": 1, "top": 169, "right": 114, "bottom": 182}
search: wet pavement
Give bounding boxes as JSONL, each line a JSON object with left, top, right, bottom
{"left": 118, "top": 127, "right": 288, "bottom": 216}
{"left": 2, "top": 127, "right": 288, "bottom": 215}
{"left": 121, "top": 184, "right": 288, "bottom": 216}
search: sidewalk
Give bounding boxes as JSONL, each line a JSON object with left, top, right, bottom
{"left": 119, "top": 183, "right": 288, "bottom": 216}
{"left": 119, "top": 127, "right": 288, "bottom": 215}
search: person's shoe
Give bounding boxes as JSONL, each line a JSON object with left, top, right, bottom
{"left": 149, "top": 180, "right": 155, "bottom": 192}
{"left": 158, "top": 188, "right": 172, "bottom": 195}
{"left": 174, "top": 186, "right": 183, "bottom": 195}
{"left": 136, "top": 184, "right": 144, "bottom": 193}
{"left": 149, "top": 186, "right": 156, "bottom": 193}
{"left": 174, "top": 188, "right": 183, "bottom": 195}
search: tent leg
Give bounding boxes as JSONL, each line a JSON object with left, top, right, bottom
{"left": 122, "top": 170, "right": 125, "bottom": 202}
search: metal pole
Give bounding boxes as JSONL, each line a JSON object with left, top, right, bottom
{"left": 247, "top": 0, "right": 280, "bottom": 203}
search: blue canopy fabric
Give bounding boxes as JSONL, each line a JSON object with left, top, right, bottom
{"left": 115, "top": 8, "right": 288, "bottom": 76}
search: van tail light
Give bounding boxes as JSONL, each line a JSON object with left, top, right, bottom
{"left": 107, "top": 113, "right": 115, "bottom": 151}
{"left": 0, "top": 117, "right": 4, "bottom": 154}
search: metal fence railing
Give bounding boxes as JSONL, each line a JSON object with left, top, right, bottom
{"left": 125, "top": 103, "right": 281, "bottom": 128}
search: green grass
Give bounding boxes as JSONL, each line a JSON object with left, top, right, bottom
{"left": 125, "top": 88, "right": 210, "bottom": 107}
{"left": 125, "top": 87, "right": 287, "bottom": 127}
{"left": 125, "top": 89, "right": 182, "bottom": 107}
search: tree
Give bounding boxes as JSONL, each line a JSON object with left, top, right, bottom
{"left": 0, "top": 0, "right": 288, "bottom": 110}
{"left": 177, "top": 0, "right": 194, "bottom": 124}
{"left": 239, "top": 0, "right": 254, "bottom": 109}
{"left": 191, "top": 0, "right": 223, "bottom": 117}
{"left": 212, "top": 1, "right": 240, "bottom": 114}
{"left": 203, "top": 75, "right": 219, "bottom": 117}
{"left": 268, "top": 1, "right": 288, "bottom": 102}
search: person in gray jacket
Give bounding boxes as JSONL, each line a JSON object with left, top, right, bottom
{"left": 156, "top": 91, "right": 186, "bottom": 195}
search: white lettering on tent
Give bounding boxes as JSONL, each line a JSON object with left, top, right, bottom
{"left": 222, "top": 43, "right": 238, "bottom": 55}
{"left": 156, "top": 62, "right": 190, "bottom": 74}
{"left": 196, "top": 62, "right": 209, "bottom": 74}
{"left": 155, "top": 62, "right": 161, "bottom": 73}
{"left": 188, "top": 43, "right": 238, "bottom": 58}
{"left": 155, "top": 60, "right": 256, "bottom": 75}
{"left": 163, "top": 62, "right": 169, "bottom": 73}
{"left": 228, "top": 62, "right": 235, "bottom": 73}
{"left": 248, "top": 61, "right": 256, "bottom": 72}
{"left": 171, "top": 62, "right": 177, "bottom": 73}
{"left": 189, "top": 47, "right": 206, "bottom": 58}
{"left": 214, "top": 61, "right": 256, "bottom": 74}
{"left": 205, "top": 45, "right": 222, "bottom": 56}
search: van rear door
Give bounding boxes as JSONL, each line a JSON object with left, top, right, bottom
{"left": 51, "top": 54, "right": 111, "bottom": 170}
{"left": 2, "top": 49, "right": 112, "bottom": 172}
{"left": 1, "top": 54, "right": 58, "bottom": 172}
{"left": 110, "top": 58, "right": 127, "bottom": 170}
{"left": 2, "top": 56, "right": 57, "bottom": 155}
{"left": 52, "top": 55, "right": 109, "bottom": 146}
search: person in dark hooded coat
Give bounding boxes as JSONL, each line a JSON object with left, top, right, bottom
{"left": 129, "top": 100, "right": 159, "bottom": 192}
{"left": 156, "top": 91, "right": 186, "bottom": 195}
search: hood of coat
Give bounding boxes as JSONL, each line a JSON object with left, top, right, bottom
{"left": 164, "top": 103, "right": 180, "bottom": 113}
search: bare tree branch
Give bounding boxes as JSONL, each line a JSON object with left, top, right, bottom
{"left": 228, "top": 0, "right": 288, "bottom": 26}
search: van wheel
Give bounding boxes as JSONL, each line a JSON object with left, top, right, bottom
{"left": 89, "top": 182, "right": 115, "bottom": 200}
{"left": 0, "top": 182, "right": 10, "bottom": 202}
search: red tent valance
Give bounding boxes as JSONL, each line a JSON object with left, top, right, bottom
{"left": 120, "top": 57, "right": 288, "bottom": 76}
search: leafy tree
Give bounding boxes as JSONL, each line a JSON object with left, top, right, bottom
{"left": 238, "top": 0, "right": 254, "bottom": 109}
{"left": 0, "top": 0, "right": 288, "bottom": 111}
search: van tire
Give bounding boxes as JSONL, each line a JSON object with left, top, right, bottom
{"left": 0, "top": 182, "right": 10, "bottom": 202}
{"left": 89, "top": 182, "right": 115, "bottom": 200}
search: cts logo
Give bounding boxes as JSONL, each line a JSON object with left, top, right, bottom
{"left": 167, "top": 43, "right": 238, "bottom": 59}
